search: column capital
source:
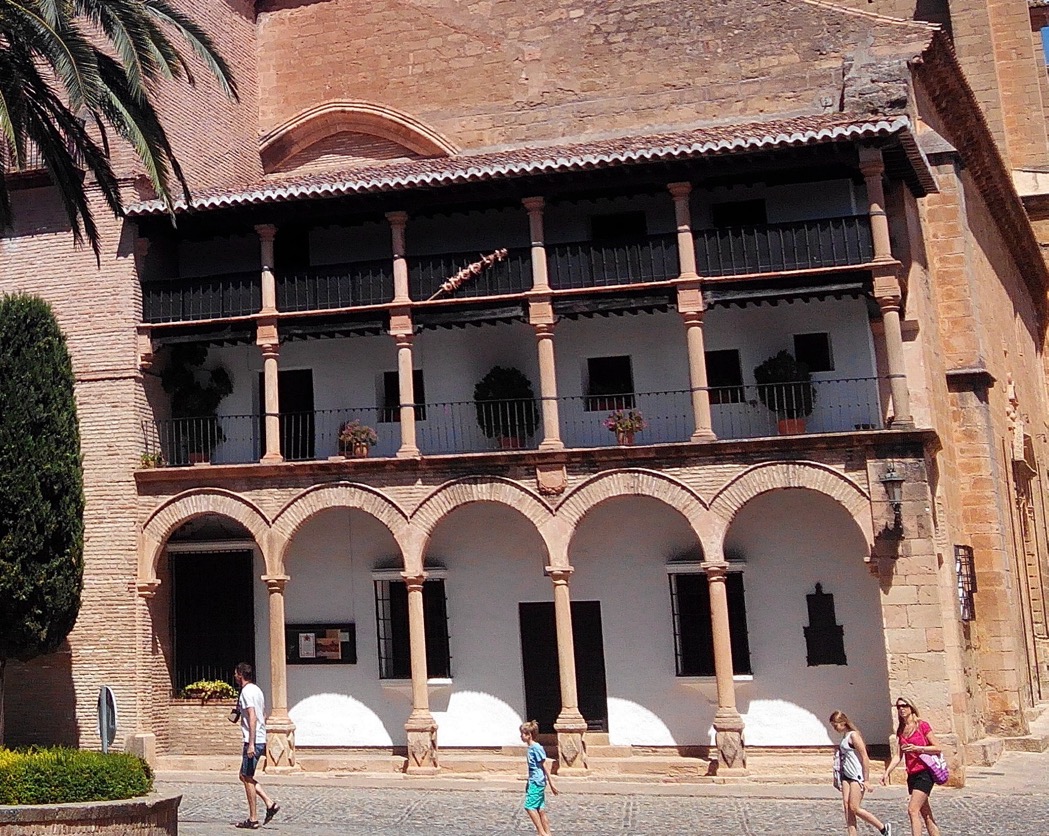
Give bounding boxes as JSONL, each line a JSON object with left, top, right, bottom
{"left": 704, "top": 562, "right": 730, "bottom": 581}
{"left": 394, "top": 331, "right": 414, "bottom": 349}
{"left": 401, "top": 572, "right": 428, "bottom": 590}
{"left": 533, "top": 322, "right": 557, "bottom": 340}
{"left": 858, "top": 146, "right": 885, "bottom": 178}
{"left": 136, "top": 579, "right": 161, "bottom": 598}
{"left": 386, "top": 210, "right": 408, "bottom": 227}
{"left": 262, "top": 574, "right": 290, "bottom": 594}
{"left": 546, "top": 566, "right": 574, "bottom": 584}
{"left": 680, "top": 308, "right": 706, "bottom": 326}
{"left": 522, "top": 195, "right": 545, "bottom": 213}
{"left": 255, "top": 223, "right": 277, "bottom": 242}
{"left": 667, "top": 181, "right": 693, "bottom": 199}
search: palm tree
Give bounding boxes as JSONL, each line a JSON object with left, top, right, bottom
{"left": 0, "top": 0, "right": 237, "bottom": 257}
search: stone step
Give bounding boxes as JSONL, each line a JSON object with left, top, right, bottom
{"left": 1001, "top": 733, "right": 1049, "bottom": 753}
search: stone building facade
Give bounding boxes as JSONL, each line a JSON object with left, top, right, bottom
{"left": 2, "top": 0, "right": 1048, "bottom": 782}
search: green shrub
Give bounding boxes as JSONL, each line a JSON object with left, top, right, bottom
{"left": 0, "top": 748, "right": 153, "bottom": 804}
{"left": 180, "top": 679, "right": 237, "bottom": 701}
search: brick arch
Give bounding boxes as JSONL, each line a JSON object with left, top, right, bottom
{"left": 557, "top": 469, "right": 716, "bottom": 555}
{"left": 710, "top": 461, "right": 873, "bottom": 547}
{"left": 260, "top": 101, "right": 458, "bottom": 172}
{"left": 139, "top": 489, "right": 270, "bottom": 587}
{"left": 272, "top": 483, "right": 411, "bottom": 574}
{"left": 411, "top": 477, "right": 556, "bottom": 571}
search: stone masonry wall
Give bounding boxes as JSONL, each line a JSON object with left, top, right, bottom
{"left": 255, "top": 0, "right": 931, "bottom": 153}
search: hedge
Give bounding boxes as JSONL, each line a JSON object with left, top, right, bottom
{"left": 0, "top": 748, "right": 153, "bottom": 805}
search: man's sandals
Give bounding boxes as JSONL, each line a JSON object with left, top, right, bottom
{"left": 264, "top": 803, "right": 281, "bottom": 824}
{"left": 234, "top": 820, "right": 260, "bottom": 830}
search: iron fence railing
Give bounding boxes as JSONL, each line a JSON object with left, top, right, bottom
{"left": 141, "top": 272, "right": 262, "bottom": 323}
{"left": 706, "top": 377, "right": 883, "bottom": 438}
{"left": 547, "top": 233, "right": 679, "bottom": 290}
{"left": 694, "top": 215, "right": 874, "bottom": 277}
{"left": 277, "top": 260, "right": 394, "bottom": 310}
{"left": 142, "top": 379, "right": 885, "bottom": 466}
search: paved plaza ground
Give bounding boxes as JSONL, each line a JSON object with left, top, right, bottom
{"left": 160, "top": 750, "right": 1049, "bottom": 835}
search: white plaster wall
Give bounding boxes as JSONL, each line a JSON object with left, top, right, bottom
{"left": 568, "top": 497, "right": 715, "bottom": 746}
{"left": 424, "top": 504, "right": 551, "bottom": 746}
{"left": 281, "top": 509, "right": 411, "bottom": 746}
{"left": 723, "top": 489, "right": 893, "bottom": 745}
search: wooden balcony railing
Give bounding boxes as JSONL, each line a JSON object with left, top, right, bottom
{"left": 139, "top": 216, "right": 875, "bottom": 323}
{"left": 277, "top": 260, "right": 394, "bottom": 311}
{"left": 547, "top": 233, "right": 679, "bottom": 290}
{"left": 141, "top": 272, "right": 261, "bottom": 323}
{"left": 694, "top": 215, "right": 874, "bottom": 277}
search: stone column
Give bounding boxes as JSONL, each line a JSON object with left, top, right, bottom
{"left": 262, "top": 574, "right": 298, "bottom": 771}
{"left": 403, "top": 573, "right": 439, "bottom": 773}
{"left": 859, "top": 148, "right": 913, "bottom": 429}
{"left": 256, "top": 224, "right": 278, "bottom": 314}
{"left": 393, "top": 328, "right": 420, "bottom": 458}
{"left": 706, "top": 562, "right": 746, "bottom": 775}
{"left": 523, "top": 197, "right": 550, "bottom": 292}
{"left": 257, "top": 323, "right": 283, "bottom": 463}
{"left": 670, "top": 183, "right": 716, "bottom": 441}
{"left": 532, "top": 322, "right": 564, "bottom": 451}
{"left": 548, "top": 568, "right": 588, "bottom": 773}
{"left": 387, "top": 211, "right": 410, "bottom": 303}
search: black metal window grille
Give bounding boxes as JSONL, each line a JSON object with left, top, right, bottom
{"left": 705, "top": 349, "right": 745, "bottom": 404}
{"left": 803, "top": 583, "right": 847, "bottom": 666}
{"left": 585, "top": 355, "right": 635, "bottom": 411}
{"left": 374, "top": 578, "right": 451, "bottom": 679}
{"left": 380, "top": 370, "right": 426, "bottom": 422}
{"left": 669, "top": 571, "right": 751, "bottom": 676}
{"left": 955, "top": 545, "right": 977, "bottom": 622}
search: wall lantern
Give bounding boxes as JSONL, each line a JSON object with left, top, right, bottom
{"left": 879, "top": 462, "right": 905, "bottom": 534}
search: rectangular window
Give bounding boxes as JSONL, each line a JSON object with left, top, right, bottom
{"left": 585, "top": 355, "right": 635, "bottom": 411}
{"left": 705, "top": 349, "right": 744, "bottom": 405}
{"left": 803, "top": 583, "right": 847, "bottom": 666}
{"left": 590, "top": 211, "right": 648, "bottom": 245}
{"left": 793, "top": 332, "right": 834, "bottom": 373}
{"left": 669, "top": 571, "right": 751, "bottom": 676}
{"left": 955, "top": 545, "right": 977, "bottom": 622}
{"left": 374, "top": 578, "right": 451, "bottom": 679}
{"left": 380, "top": 370, "right": 426, "bottom": 423}
{"left": 710, "top": 199, "right": 767, "bottom": 228}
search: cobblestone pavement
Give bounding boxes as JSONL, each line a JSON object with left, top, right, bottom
{"left": 161, "top": 754, "right": 1049, "bottom": 835}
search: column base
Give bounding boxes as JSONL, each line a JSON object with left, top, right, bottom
{"left": 405, "top": 715, "right": 440, "bottom": 773}
{"left": 888, "top": 418, "right": 915, "bottom": 430}
{"left": 690, "top": 429, "right": 717, "bottom": 442}
{"left": 713, "top": 710, "right": 747, "bottom": 774}
{"left": 396, "top": 446, "right": 421, "bottom": 459}
{"left": 260, "top": 453, "right": 284, "bottom": 464}
{"left": 554, "top": 717, "right": 589, "bottom": 774}
{"left": 264, "top": 718, "right": 300, "bottom": 773}
{"left": 538, "top": 438, "right": 565, "bottom": 452}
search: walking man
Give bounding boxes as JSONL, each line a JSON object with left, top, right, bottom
{"left": 233, "top": 663, "right": 280, "bottom": 829}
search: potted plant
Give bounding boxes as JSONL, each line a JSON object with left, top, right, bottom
{"left": 604, "top": 408, "right": 647, "bottom": 445}
{"left": 180, "top": 679, "right": 238, "bottom": 704}
{"left": 338, "top": 420, "right": 378, "bottom": 457}
{"left": 139, "top": 451, "right": 165, "bottom": 469}
{"left": 473, "top": 366, "right": 540, "bottom": 449}
{"left": 160, "top": 344, "right": 233, "bottom": 464}
{"left": 753, "top": 350, "right": 816, "bottom": 434}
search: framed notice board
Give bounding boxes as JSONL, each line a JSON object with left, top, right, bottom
{"left": 286, "top": 623, "right": 357, "bottom": 665}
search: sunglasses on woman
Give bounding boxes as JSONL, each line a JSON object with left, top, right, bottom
{"left": 895, "top": 703, "right": 911, "bottom": 709}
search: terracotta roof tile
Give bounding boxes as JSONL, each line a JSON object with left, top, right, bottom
{"left": 126, "top": 114, "right": 913, "bottom": 216}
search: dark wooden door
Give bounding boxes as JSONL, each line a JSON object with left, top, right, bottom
{"left": 518, "top": 600, "right": 608, "bottom": 734}
{"left": 172, "top": 550, "right": 255, "bottom": 690}
{"left": 259, "top": 369, "right": 315, "bottom": 460}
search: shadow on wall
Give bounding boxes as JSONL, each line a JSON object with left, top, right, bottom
{"left": 5, "top": 641, "right": 80, "bottom": 746}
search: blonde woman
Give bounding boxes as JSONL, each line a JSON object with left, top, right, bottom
{"left": 881, "top": 698, "right": 942, "bottom": 836}
{"left": 830, "top": 711, "right": 894, "bottom": 836}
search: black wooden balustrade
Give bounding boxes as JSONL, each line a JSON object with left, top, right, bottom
{"left": 142, "top": 273, "right": 262, "bottom": 323}
{"left": 409, "top": 247, "right": 533, "bottom": 300}
{"left": 277, "top": 260, "right": 394, "bottom": 310}
{"left": 694, "top": 215, "right": 874, "bottom": 277}
{"left": 547, "top": 233, "right": 679, "bottom": 290}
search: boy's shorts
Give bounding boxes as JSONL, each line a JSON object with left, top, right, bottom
{"left": 523, "top": 781, "right": 547, "bottom": 810}
{"left": 240, "top": 743, "right": 266, "bottom": 778}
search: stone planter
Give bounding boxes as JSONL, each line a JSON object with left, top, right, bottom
{"left": 0, "top": 792, "right": 180, "bottom": 835}
{"left": 168, "top": 697, "right": 241, "bottom": 755}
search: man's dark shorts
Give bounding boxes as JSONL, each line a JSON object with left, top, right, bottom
{"left": 240, "top": 743, "right": 266, "bottom": 778}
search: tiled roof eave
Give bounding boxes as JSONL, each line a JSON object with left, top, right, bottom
{"left": 126, "top": 115, "right": 915, "bottom": 217}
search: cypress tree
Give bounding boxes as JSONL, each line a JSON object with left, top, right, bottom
{"left": 0, "top": 294, "right": 84, "bottom": 746}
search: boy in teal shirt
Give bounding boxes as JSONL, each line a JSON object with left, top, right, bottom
{"left": 520, "top": 720, "right": 559, "bottom": 836}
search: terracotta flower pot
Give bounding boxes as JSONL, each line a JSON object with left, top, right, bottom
{"left": 352, "top": 443, "right": 370, "bottom": 458}
{"left": 616, "top": 430, "right": 635, "bottom": 446}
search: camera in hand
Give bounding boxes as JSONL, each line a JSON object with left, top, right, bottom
{"left": 228, "top": 707, "right": 241, "bottom": 724}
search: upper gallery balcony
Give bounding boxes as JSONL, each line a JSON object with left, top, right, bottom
{"left": 138, "top": 180, "right": 876, "bottom": 325}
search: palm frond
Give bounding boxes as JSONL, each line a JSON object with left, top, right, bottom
{"left": 144, "top": 0, "right": 238, "bottom": 100}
